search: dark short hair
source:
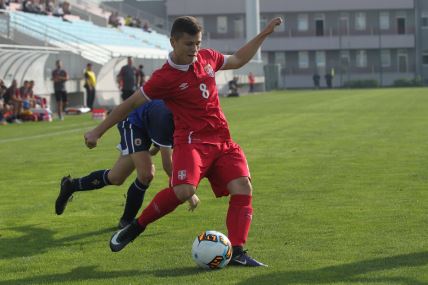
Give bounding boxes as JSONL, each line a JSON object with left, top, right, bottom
{"left": 170, "top": 16, "right": 203, "bottom": 39}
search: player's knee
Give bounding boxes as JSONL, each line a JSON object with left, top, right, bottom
{"left": 228, "top": 177, "right": 252, "bottom": 195}
{"left": 173, "top": 184, "right": 196, "bottom": 202}
{"left": 137, "top": 172, "right": 154, "bottom": 185}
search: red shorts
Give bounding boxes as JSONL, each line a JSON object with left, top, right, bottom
{"left": 171, "top": 141, "right": 250, "bottom": 197}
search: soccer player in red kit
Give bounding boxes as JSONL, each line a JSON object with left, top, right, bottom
{"left": 84, "top": 16, "right": 283, "bottom": 266}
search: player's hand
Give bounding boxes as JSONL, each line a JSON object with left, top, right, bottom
{"left": 264, "top": 17, "right": 283, "bottom": 35}
{"left": 187, "top": 194, "right": 200, "bottom": 212}
{"left": 84, "top": 130, "right": 99, "bottom": 149}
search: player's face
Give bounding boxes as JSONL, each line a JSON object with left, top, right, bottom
{"left": 171, "top": 32, "right": 202, "bottom": 65}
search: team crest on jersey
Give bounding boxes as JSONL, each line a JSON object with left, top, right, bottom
{"left": 134, "top": 138, "right": 142, "bottom": 146}
{"left": 177, "top": 170, "right": 187, "bottom": 180}
{"left": 204, "top": 64, "right": 215, "bottom": 77}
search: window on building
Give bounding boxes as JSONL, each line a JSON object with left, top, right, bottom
{"left": 355, "top": 12, "right": 366, "bottom": 31}
{"left": 422, "top": 12, "right": 428, "bottom": 28}
{"left": 314, "top": 13, "right": 324, "bottom": 36}
{"left": 379, "top": 11, "right": 390, "bottom": 30}
{"left": 217, "top": 16, "right": 228, "bottom": 34}
{"left": 423, "top": 53, "right": 428, "bottom": 65}
{"left": 381, "top": 49, "right": 391, "bottom": 67}
{"left": 274, "top": 51, "right": 286, "bottom": 67}
{"left": 397, "top": 49, "right": 408, "bottom": 72}
{"left": 261, "top": 52, "right": 269, "bottom": 65}
{"left": 339, "top": 13, "right": 350, "bottom": 35}
{"left": 356, "top": 50, "right": 367, "bottom": 68}
{"left": 298, "top": 51, "right": 309, "bottom": 69}
{"left": 260, "top": 16, "right": 268, "bottom": 30}
{"left": 340, "top": 50, "right": 350, "bottom": 66}
{"left": 233, "top": 16, "right": 244, "bottom": 37}
{"left": 298, "top": 14, "right": 308, "bottom": 31}
{"left": 396, "top": 12, "right": 406, "bottom": 34}
{"left": 315, "top": 51, "right": 326, "bottom": 68}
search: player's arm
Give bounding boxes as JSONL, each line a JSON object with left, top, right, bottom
{"left": 84, "top": 89, "right": 148, "bottom": 148}
{"left": 159, "top": 146, "right": 200, "bottom": 211}
{"left": 222, "top": 17, "right": 283, "bottom": 70}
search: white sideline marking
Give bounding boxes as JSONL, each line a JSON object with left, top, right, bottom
{"left": 0, "top": 126, "right": 94, "bottom": 144}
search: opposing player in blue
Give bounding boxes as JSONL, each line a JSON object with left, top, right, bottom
{"left": 55, "top": 100, "right": 200, "bottom": 228}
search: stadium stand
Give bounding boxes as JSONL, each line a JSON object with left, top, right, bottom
{"left": 7, "top": 11, "right": 169, "bottom": 64}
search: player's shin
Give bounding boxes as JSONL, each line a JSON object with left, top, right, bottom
{"left": 121, "top": 178, "right": 148, "bottom": 222}
{"left": 74, "top": 169, "right": 111, "bottom": 191}
{"left": 226, "top": 194, "right": 253, "bottom": 246}
{"left": 137, "top": 187, "right": 183, "bottom": 227}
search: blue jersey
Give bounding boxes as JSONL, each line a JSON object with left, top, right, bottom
{"left": 127, "top": 100, "right": 174, "bottom": 147}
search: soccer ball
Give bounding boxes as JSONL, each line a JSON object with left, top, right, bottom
{"left": 191, "top": 230, "right": 232, "bottom": 269}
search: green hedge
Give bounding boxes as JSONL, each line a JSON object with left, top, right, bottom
{"left": 393, "top": 77, "right": 424, "bottom": 87}
{"left": 343, "top": 79, "right": 379, "bottom": 88}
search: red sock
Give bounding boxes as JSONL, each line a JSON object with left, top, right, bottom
{"left": 226, "top": 194, "right": 253, "bottom": 247}
{"left": 137, "top": 187, "right": 183, "bottom": 227}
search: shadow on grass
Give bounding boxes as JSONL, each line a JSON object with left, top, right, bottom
{"left": 0, "top": 225, "right": 114, "bottom": 259}
{"left": 237, "top": 251, "right": 428, "bottom": 285}
{"left": 2, "top": 252, "right": 427, "bottom": 284}
{"left": 0, "top": 224, "right": 166, "bottom": 260}
{"left": 0, "top": 265, "right": 220, "bottom": 285}
{"left": 0, "top": 266, "right": 143, "bottom": 285}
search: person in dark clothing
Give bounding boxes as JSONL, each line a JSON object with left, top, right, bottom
{"left": 325, "top": 72, "right": 333, "bottom": 88}
{"left": 117, "top": 57, "right": 136, "bottom": 101}
{"left": 135, "top": 64, "right": 145, "bottom": 88}
{"left": 51, "top": 60, "right": 68, "bottom": 120}
{"left": 313, "top": 73, "right": 320, "bottom": 89}
{"left": 228, "top": 76, "right": 239, "bottom": 97}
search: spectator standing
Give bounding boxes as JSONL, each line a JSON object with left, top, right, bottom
{"left": 325, "top": 72, "right": 333, "bottom": 89}
{"left": 0, "top": 0, "right": 6, "bottom": 10}
{"left": 228, "top": 76, "right": 239, "bottom": 97}
{"left": 135, "top": 64, "right": 145, "bottom": 88}
{"left": 117, "top": 57, "right": 136, "bottom": 101}
{"left": 51, "top": 59, "right": 68, "bottom": 120}
{"left": 84, "top": 63, "right": 96, "bottom": 110}
{"left": 248, "top": 72, "right": 255, "bottom": 92}
{"left": 0, "top": 79, "right": 6, "bottom": 125}
{"left": 313, "top": 73, "right": 320, "bottom": 89}
{"left": 0, "top": 79, "right": 6, "bottom": 99}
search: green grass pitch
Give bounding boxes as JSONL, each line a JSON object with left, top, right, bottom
{"left": 0, "top": 88, "right": 427, "bottom": 284}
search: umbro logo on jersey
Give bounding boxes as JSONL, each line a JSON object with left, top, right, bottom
{"left": 179, "top": 83, "right": 189, "bottom": 90}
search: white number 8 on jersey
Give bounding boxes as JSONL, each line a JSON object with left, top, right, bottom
{"left": 199, "top": 83, "right": 210, "bottom": 99}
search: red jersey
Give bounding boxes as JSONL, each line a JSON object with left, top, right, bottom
{"left": 141, "top": 49, "right": 231, "bottom": 145}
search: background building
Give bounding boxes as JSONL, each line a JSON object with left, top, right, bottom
{"left": 163, "top": 0, "right": 427, "bottom": 88}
